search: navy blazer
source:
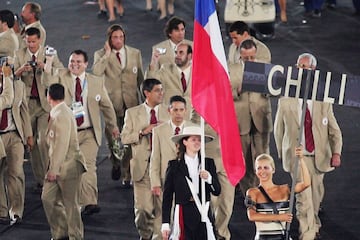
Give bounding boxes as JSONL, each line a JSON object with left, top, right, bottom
{"left": 162, "top": 156, "right": 221, "bottom": 224}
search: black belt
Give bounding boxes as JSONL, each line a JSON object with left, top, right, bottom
{"left": 304, "top": 154, "right": 315, "bottom": 157}
{"left": 0, "top": 130, "right": 17, "bottom": 135}
{"left": 77, "top": 127, "right": 93, "bottom": 132}
{"left": 29, "top": 96, "right": 40, "bottom": 99}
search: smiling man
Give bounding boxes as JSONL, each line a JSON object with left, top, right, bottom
{"left": 45, "top": 49, "right": 119, "bottom": 217}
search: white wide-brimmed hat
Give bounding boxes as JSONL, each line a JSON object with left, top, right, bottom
{"left": 171, "top": 126, "right": 214, "bottom": 143}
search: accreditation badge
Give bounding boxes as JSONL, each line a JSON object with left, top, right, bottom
{"left": 71, "top": 101, "right": 85, "bottom": 119}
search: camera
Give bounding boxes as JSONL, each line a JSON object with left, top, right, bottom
{"left": 45, "top": 46, "right": 57, "bottom": 56}
{"left": 156, "top": 47, "right": 167, "bottom": 55}
{"left": 0, "top": 57, "right": 8, "bottom": 66}
{"left": 27, "top": 60, "right": 37, "bottom": 68}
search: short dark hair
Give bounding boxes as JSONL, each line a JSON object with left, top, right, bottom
{"left": 141, "top": 78, "right": 162, "bottom": 98}
{"left": 48, "top": 83, "right": 65, "bottom": 101}
{"left": 0, "top": 10, "right": 15, "bottom": 28}
{"left": 26, "top": 2, "right": 42, "bottom": 20}
{"left": 71, "top": 49, "right": 88, "bottom": 63}
{"left": 25, "top": 27, "right": 40, "bottom": 38}
{"left": 164, "top": 16, "right": 186, "bottom": 39}
{"left": 240, "top": 39, "right": 257, "bottom": 50}
{"left": 229, "top": 21, "right": 249, "bottom": 35}
{"left": 169, "top": 95, "right": 186, "bottom": 107}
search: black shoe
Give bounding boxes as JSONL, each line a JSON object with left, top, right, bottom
{"left": 97, "top": 10, "right": 108, "bottom": 19}
{"left": 111, "top": 165, "right": 121, "bottom": 181}
{"left": 10, "top": 214, "right": 21, "bottom": 225}
{"left": 82, "top": 204, "right": 101, "bottom": 216}
{"left": 120, "top": 180, "right": 132, "bottom": 189}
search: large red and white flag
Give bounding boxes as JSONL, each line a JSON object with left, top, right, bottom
{"left": 192, "top": 0, "right": 245, "bottom": 185}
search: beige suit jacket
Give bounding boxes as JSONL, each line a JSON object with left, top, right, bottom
{"left": 149, "top": 120, "right": 196, "bottom": 188}
{"left": 0, "top": 29, "right": 19, "bottom": 58}
{"left": 121, "top": 103, "right": 169, "bottom": 181}
{"left": 274, "top": 98, "right": 343, "bottom": 173}
{"left": 20, "top": 21, "right": 46, "bottom": 49}
{"left": 46, "top": 102, "right": 86, "bottom": 179}
{"left": 14, "top": 46, "right": 64, "bottom": 112}
{"left": 151, "top": 39, "right": 193, "bottom": 70}
{"left": 228, "top": 62, "right": 273, "bottom": 135}
{"left": 92, "top": 45, "right": 144, "bottom": 116}
{"left": 10, "top": 80, "right": 33, "bottom": 143}
{"left": 0, "top": 76, "right": 15, "bottom": 158}
{"left": 146, "top": 63, "right": 192, "bottom": 116}
{"left": 228, "top": 38, "right": 271, "bottom": 64}
{"left": 51, "top": 70, "right": 118, "bottom": 146}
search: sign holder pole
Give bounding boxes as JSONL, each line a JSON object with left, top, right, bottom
{"left": 285, "top": 67, "right": 312, "bottom": 240}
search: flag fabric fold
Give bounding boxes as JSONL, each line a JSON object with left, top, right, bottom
{"left": 192, "top": 0, "right": 245, "bottom": 186}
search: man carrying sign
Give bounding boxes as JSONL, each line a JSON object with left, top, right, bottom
{"left": 274, "top": 53, "right": 343, "bottom": 240}
{"left": 229, "top": 39, "right": 273, "bottom": 196}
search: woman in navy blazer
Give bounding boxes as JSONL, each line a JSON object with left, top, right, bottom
{"left": 161, "top": 126, "right": 221, "bottom": 240}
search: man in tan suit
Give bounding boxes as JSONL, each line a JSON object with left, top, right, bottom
{"left": 121, "top": 78, "right": 169, "bottom": 240}
{"left": 150, "top": 95, "right": 195, "bottom": 221}
{"left": 0, "top": 65, "right": 15, "bottom": 224}
{"left": 45, "top": 49, "right": 119, "bottom": 216}
{"left": 0, "top": 10, "right": 19, "bottom": 58}
{"left": 151, "top": 16, "right": 192, "bottom": 70}
{"left": 93, "top": 24, "right": 144, "bottom": 187}
{"left": 228, "top": 21, "right": 271, "bottom": 64}
{"left": 42, "top": 83, "right": 86, "bottom": 240}
{"left": 274, "top": 53, "right": 342, "bottom": 240}
{"left": 0, "top": 68, "right": 33, "bottom": 225}
{"left": 229, "top": 39, "right": 273, "bottom": 195}
{"left": 146, "top": 42, "right": 193, "bottom": 119}
{"left": 20, "top": 2, "right": 46, "bottom": 47}
{"left": 14, "top": 27, "right": 63, "bottom": 193}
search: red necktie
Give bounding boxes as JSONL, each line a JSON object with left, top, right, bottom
{"left": 175, "top": 126, "right": 180, "bottom": 135}
{"left": 30, "top": 55, "right": 39, "bottom": 97}
{"left": 150, "top": 109, "right": 157, "bottom": 125}
{"left": 75, "top": 77, "right": 84, "bottom": 127}
{"left": 181, "top": 72, "right": 187, "bottom": 92}
{"left": 149, "top": 109, "right": 157, "bottom": 149}
{"left": 116, "top": 52, "right": 121, "bottom": 65}
{"left": 304, "top": 104, "right": 315, "bottom": 152}
{"left": 0, "top": 81, "right": 8, "bottom": 130}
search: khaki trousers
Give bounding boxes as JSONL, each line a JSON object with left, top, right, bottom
{"left": 133, "top": 167, "right": 162, "bottom": 240}
{"left": 78, "top": 129, "right": 99, "bottom": 206}
{"left": 29, "top": 99, "right": 49, "bottom": 185}
{"left": 211, "top": 171, "right": 235, "bottom": 240}
{"left": 105, "top": 115, "right": 132, "bottom": 182}
{"left": 41, "top": 174, "right": 84, "bottom": 240}
{"left": 295, "top": 156, "right": 323, "bottom": 240}
{"left": 0, "top": 131, "right": 25, "bottom": 218}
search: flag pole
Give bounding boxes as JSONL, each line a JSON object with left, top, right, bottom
{"left": 285, "top": 67, "right": 312, "bottom": 240}
{"left": 200, "top": 116, "right": 206, "bottom": 222}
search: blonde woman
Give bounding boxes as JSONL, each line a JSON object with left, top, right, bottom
{"left": 246, "top": 147, "right": 310, "bottom": 240}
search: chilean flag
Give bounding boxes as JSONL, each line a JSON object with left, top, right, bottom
{"left": 192, "top": 0, "right": 245, "bottom": 186}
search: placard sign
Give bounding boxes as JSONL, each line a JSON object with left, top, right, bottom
{"left": 242, "top": 62, "right": 360, "bottom": 107}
